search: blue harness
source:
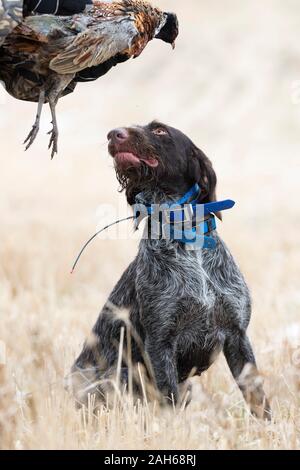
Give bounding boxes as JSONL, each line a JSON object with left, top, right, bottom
{"left": 134, "top": 183, "right": 235, "bottom": 250}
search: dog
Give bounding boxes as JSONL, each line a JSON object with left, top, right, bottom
{"left": 70, "top": 121, "right": 271, "bottom": 419}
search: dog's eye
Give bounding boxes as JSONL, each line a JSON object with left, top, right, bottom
{"left": 152, "top": 128, "right": 168, "bottom": 136}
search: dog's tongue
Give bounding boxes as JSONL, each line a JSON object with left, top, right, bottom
{"left": 114, "top": 152, "right": 158, "bottom": 168}
{"left": 114, "top": 152, "right": 140, "bottom": 167}
{"left": 141, "top": 157, "right": 158, "bottom": 168}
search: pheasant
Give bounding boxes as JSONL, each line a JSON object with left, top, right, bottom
{"left": 0, "top": 1, "right": 178, "bottom": 158}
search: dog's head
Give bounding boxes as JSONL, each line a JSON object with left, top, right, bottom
{"left": 108, "top": 121, "right": 220, "bottom": 217}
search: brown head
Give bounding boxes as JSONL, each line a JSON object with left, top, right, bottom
{"left": 107, "top": 121, "right": 221, "bottom": 218}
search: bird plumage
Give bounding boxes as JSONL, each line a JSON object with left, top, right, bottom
{"left": 0, "top": 1, "right": 178, "bottom": 158}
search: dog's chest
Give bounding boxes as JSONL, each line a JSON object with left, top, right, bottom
{"left": 136, "top": 241, "right": 217, "bottom": 310}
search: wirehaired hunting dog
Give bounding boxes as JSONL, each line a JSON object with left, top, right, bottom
{"left": 70, "top": 121, "right": 271, "bottom": 419}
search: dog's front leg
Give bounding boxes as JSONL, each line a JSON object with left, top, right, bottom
{"left": 223, "top": 331, "right": 271, "bottom": 420}
{"left": 145, "top": 335, "right": 179, "bottom": 405}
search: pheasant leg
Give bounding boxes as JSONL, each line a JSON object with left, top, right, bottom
{"left": 24, "top": 89, "right": 45, "bottom": 151}
{"left": 48, "top": 99, "right": 59, "bottom": 160}
{"left": 46, "top": 73, "right": 75, "bottom": 158}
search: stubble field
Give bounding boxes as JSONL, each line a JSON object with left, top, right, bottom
{"left": 0, "top": 0, "right": 299, "bottom": 449}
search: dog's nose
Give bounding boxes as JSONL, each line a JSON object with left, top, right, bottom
{"left": 107, "top": 128, "right": 129, "bottom": 143}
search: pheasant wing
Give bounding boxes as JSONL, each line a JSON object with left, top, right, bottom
{"left": 3, "top": 15, "right": 74, "bottom": 57}
{"left": 49, "top": 18, "right": 138, "bottom": 75}
{"left": 10, "top": 15, "right": 71, "bottom": 43}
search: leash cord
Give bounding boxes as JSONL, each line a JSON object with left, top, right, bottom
{"left": 71, "top": 216, "right": 135, "bottom": 274}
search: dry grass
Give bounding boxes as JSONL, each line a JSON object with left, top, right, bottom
{"left": 0, "top": 0, "right": 300, "bottom": 450}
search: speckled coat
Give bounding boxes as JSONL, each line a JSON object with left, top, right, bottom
{"left": 72, "top": 206, "right": 270, "bottom": 418}
{"left": 70, "top": 121, "right": 271, "bottom": 419}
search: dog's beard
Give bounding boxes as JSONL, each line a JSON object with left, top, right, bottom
{"left": 115, "top": 162, "right": 160, "bottom": 205}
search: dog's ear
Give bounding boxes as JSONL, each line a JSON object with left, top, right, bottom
{"left": 189, "top": 146, "right": 222, "bottom": 220}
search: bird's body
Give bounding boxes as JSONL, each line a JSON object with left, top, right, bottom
{"left": 0, "top": 52, "right": 78, "bottom": 102}
{"left": 0, "top": 1, "right": 178, "bottom": 157}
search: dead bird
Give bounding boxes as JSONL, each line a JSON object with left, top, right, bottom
{"left": 1, "top": 1, "right": 178, "bottom": 158}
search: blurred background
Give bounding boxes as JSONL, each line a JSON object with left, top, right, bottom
{"left": 0, "top": 0, "right": 299, "bottom": 449}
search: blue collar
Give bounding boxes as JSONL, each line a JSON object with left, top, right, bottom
{"left": 134, "top": 183, "right": 235, "bottom": 250}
